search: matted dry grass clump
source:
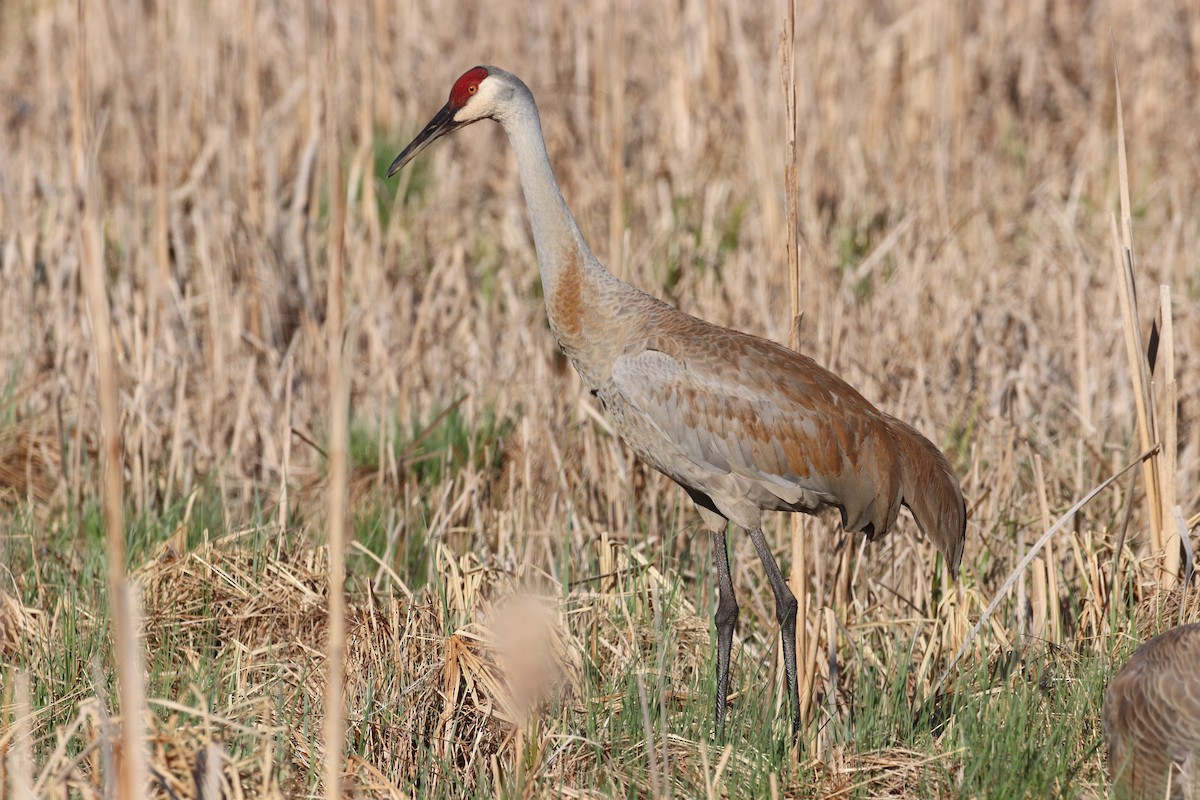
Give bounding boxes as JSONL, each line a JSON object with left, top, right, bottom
{"left": 0, "top": 589, "right": 38, "bottom": 663}
{"left": 813, "top": 746, "right": 959, "bottom": 799}
{"left": 0, "top": 416, "right": 64, "bottom": 512}
{"left": 1130, "top": 585, "right": 1200, "bottom": 637}
{"left": 120, "top": 531, "right": 692, "bottom": 796}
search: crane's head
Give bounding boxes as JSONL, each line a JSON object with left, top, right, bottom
{"left": 386, "top": 66, "right": 509, "bottom": 177}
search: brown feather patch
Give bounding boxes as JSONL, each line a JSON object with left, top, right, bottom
{"left": 550, "top": 248, "right": 585, "bottom": 338}
{"left": 1104, "top": 623, "right": 1200, "bottom": 800}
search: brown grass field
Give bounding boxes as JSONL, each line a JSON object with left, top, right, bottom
{"left": 1, "top": 1, "right": 1198, "bottom": 797}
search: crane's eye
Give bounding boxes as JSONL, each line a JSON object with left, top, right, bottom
{"left": 468, "top": 84, "right": 478, "bottom": 94}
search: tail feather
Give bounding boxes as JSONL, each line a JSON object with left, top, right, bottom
{"left": 890, "top": 419, "right": 967, "bottom": 577}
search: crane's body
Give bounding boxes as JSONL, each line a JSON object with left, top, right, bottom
{"left": 388, "top": 66, "right": 967, "bottom": 736}
{"left": 1104, "top": 623, "right": 1200, "bottom": 799}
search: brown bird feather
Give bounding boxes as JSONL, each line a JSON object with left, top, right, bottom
{"left": 599, "top": 300, "right": 966, "bottom": 575}
{"left": 1104, "top": 622, "right": 1200, "bottom": 799}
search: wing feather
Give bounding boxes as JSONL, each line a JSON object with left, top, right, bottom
{"left": 604, "top": 313, "right": 964, "bottom": 574}
{"left": 610, "top": 339, "right": 897, "bottom": 532}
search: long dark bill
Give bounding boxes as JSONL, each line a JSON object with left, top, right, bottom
{"left": 386, "top": 102, "right": 464, "bottom": 177}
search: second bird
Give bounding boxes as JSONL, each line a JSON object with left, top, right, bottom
{"left": 387, "top": 66, "right": 968, "bottom": 736}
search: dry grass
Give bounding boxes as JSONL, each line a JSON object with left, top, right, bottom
{"left": 1, "top": 0, "right": 1199, "bottom": 797}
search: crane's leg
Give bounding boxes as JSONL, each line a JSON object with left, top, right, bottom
{"left": 747, "top": 527, "right": 800, "bottom": 735}
{"left": 712, "top": 529, "right": 738, "bottom": 735}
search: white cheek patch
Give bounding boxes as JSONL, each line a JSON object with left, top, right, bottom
{"left": 454, "top": 79, "right": 502, "bottom": 122}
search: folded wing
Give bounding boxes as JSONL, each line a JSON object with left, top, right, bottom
{"left": 608, "top": 319, "right": 965, "bottom": 575}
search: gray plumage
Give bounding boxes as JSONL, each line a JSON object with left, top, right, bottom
{"left": 1105, "top": 623, "right": 1200, "bottom": 799}
{"left": 388, "top": 65, "right": 967, "bottom": 735}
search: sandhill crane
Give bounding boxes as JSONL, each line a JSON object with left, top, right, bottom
{"left": 1104, "top": 623, "right": 1200, "bottom": 799}
{"left": 387, "top": 66, "right": 966, "bottom": 735}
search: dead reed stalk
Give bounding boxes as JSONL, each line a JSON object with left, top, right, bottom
{"left": 322, "top": 4, "right": 351, "bottom": 797}
{"left": 1109, "top": 47, "right": 1166, "bottom": 583}
{"left": 778, "top": 0, "right": 813, "bottom": 736}
{"left": 1156, "top": 286, "right": 1180, "bottom": 582}
{"left": 4, "top": 671, "right": 34, "bottom": 800}
{"left": 1109, "top": 41, "right": 1188, "bottom": 591}
{"left": 73, "top": 0, "right": 147, "bottom": 795}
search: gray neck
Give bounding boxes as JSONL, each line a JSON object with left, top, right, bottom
{"left": 496, "top": 84, "right": 594, "bottom": 288}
